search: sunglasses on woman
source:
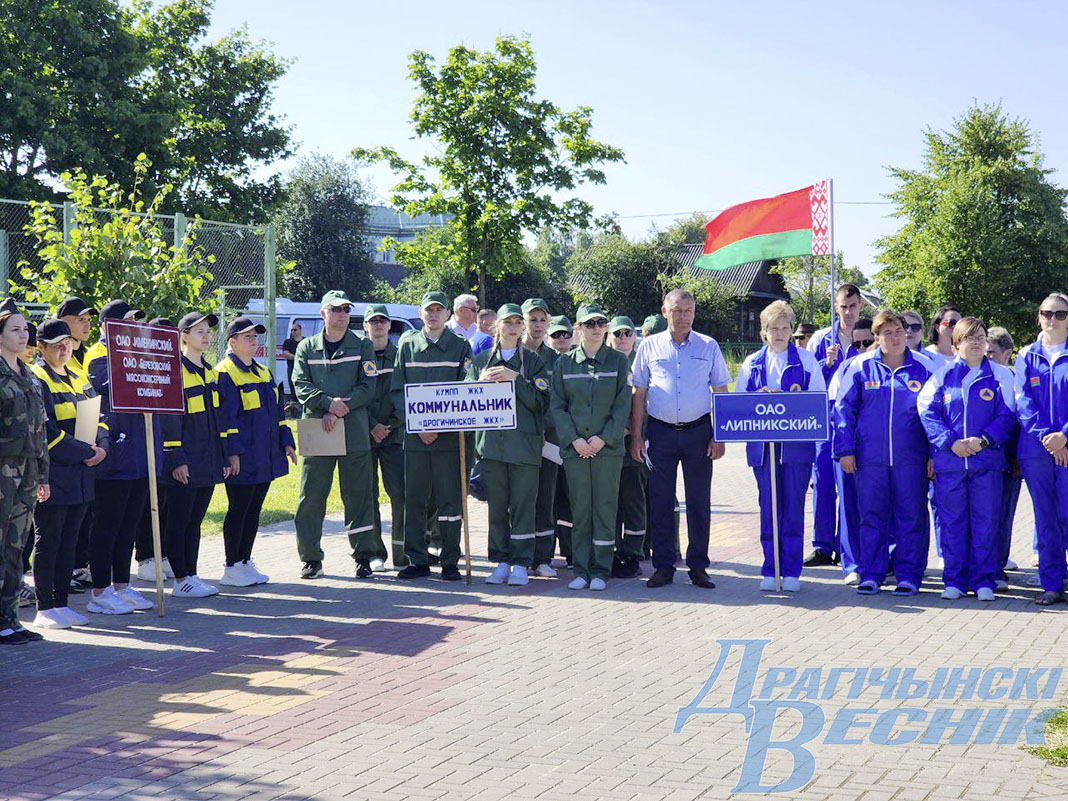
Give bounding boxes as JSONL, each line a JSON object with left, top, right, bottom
{"left": 612, "top": 330, "right": 634, "bottom": 337}
{"left": 581, "top": 319, "right": 608, "bottom": 329}
{"left": 550, "top": 331, "right": 571, "bottom": 339}
{"left": 1039, "top": 309, "right": 1068, "bottom": 321}
{"left": 905, "top": 323, "right": 923, "bottom": 333}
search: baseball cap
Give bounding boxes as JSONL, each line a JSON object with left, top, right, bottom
{"left": 575, "top": 303, "right": 609, "bottom": 324}
{"left": 420, "top": 291, "right": 449, "bottom": 311}
{"left": 177, "top": 312, "right": 219, "bottom": 332}
{"left": 521, "top": 298, "right": 550, "bottom": 315}
{"left": 321, "top": 290, "right": 354, "bottom": 308}
{"left": 37, "top": 318, "right": 73, "bottom": 345}
{"left": 547, "top": 316, "right": 572, "bottom": 336}
{"left": 225, "top": 316, "right": 267, "bottom": 340}
{"left": 56, "top": 296, "right": 97, "bottom": 318}
{"left": 364, "top": 303, "right": 389, "bottom": 321}
{"left": 99, "top": 300, "right": 145, "bottom": 321}
{"left": 609, "top": 315, "right": 635, "bottom": 334}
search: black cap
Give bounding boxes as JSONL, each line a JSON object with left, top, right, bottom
{"left": 177, "top": 312, "right": 219, "bottom": 332}
{"left": 0, "top": 297, "right": 22, "bottom": 319}
{"left": 148, "top": 317, "right": 175, "bottom": 328}
{"left": 56, "top": 296, "right": 98, "bottom": 318}
{"left": 100, "top": 300, "right": 145, "bottom": 321}
{"left": 225, "top": 316, "right": 267, "bottom": 340}
{"left": 37, "top": 318, "right": 73, "bottom": 345}
{"left": 26, "top": 321, "right": 37, "bottom": 348}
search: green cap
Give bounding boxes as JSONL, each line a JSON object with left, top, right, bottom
{"left": 420, "top": 290, "right": 449, "bottom": 310}
{"left": 364, "top": 303, "right": 389, "bottom": 321}
{"left": 521, "top": 297, "right": 550, "bottom": 315}
{"left": 575, "top": 303, "right": 609, "bottom": 324}
{"left": 497, "top": 303, "right": 524, "bottom": 320}
{"left": 321, "top": 290, "right": 353, "bottom": 308}
{"left": 609, "top": 315, "right": 635, "bottom": 333}
{"left": 548, "top": 315, "right": 572, "bottom": 336}
{"left": 642, "top": 313, "right": 667, "bottom": 334}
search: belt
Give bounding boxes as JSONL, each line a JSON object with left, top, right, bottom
{"left": 649, "top": 413, "right": 710, "bottom": 431}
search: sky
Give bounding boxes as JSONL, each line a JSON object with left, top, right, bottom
{"left": 208, "top": 0, "right": 1068, "bottom": 277}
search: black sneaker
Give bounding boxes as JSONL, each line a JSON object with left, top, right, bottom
{"left": 16, "top": 628, "right": 44, "bottom": 642}
{"left": 615, "top": 556, "right": 642, "bottom": 579}
{"left": 71, "top": 567, "right": 93, "bottom": 588}
{"left": 439, "top": 565, "right": 463, "bottom": 582}
{"left": 355, "top": 560, "right": 373, "bottom": 579}
{"left": 803, "top": 549, "right": 835, "bottom": 567}
{"left": 397, "top": 564, "right": 431, "bottom": 580}
{"left": 0, "top": 630, "right": 27, "bottom": 646}
{"left": 300, "top": 561, "right": 324, "bottom": 579}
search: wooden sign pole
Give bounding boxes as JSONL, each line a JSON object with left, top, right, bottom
{"left": 144, "top": 413, "right": 166, "bottom": 616}
{"left": 458, "top": 430, "right": 472, "bottom": 585}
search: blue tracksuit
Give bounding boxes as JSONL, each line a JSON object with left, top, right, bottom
{"left": 1014, "top": 339, "right": 1068, "bottom": 593}
{"left": 735, "top": 344, "right": 826, "bottom": 579}
{"left": 918, "top": 358, "right": 1016, "bottom": 593}
{"left": 833, "top": 348, "right": 934, "bottom": 587}
{"left": 807, "top": 327, "right": 858, "bottom": 557}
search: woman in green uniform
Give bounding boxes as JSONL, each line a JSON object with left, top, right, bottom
{"left": 550, "top": 303, "right": 631, "bottom": 591}
{"left": 468, "top": 304, "right": 550, "bottom": 586}
{"left": 607, "top": 315, "right": 646, "bottom": 578}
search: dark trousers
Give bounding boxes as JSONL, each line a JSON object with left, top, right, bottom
{"left": 532, "top": 458, "right": 558, "bottom": 567}
{"left": 91, "top": 478, "right": 149, "bottom": 589}
{"left": 371, "top": 443, "right": 406, "bottom": 565}
{"left": 33, "top": 503, "right": 88, "bottom": 610}
{"left": 22, "top": 531, "right": 32, "bottom": 573}
{"left": 223, "top": 482, "right": 270, "bottom": 567}
{"left": 555, "top": 466, "right": 572, "bottom": 562}
{"left": 647, "top": 417, "right": 713, "bottom": 574}
{"left": 164, "top": 484, "right": 215, "bottom": 579}
{"left": 74, "top": 503, "right": 93, "bottom": 569}
{"left": 134, "top": 488, "right": 169, "bottom": 563}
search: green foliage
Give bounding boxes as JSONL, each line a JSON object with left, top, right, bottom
{"left": 15, "top": 155, "right": 215, "bottom": 325}
{"left": 772, "top": 252, "right": 868, "bottom": 327}
{"left": 1024, "top": 708, "right": 1068, "bottom": 767}
{"left": 874, "top": 103, "right": 1068, "bottom": 343}
{"left": 652, "top": 213, "right": 712, "bottom": 247}
{"left": 274, "top": 154, "right": 376, "bottom": 302}
{"left": 0, "top": 0, "right": 291, "bottom": 221}
{"left": 354, "top": 35, "right": 624, "bottom": 304}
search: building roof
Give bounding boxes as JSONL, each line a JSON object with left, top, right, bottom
{"left": 365, "top": 205, "right": 449, "bottom": 237}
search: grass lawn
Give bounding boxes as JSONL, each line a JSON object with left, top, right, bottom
{"left": 1025, "top": 709, "right": 1068, "bottom": 766}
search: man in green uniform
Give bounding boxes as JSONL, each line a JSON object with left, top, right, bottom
{"left": 363, "top": 303, "right": 407, "bottom": 572}
{"left": 291, "top": 290, "right": 378, "bottom": 579}
{"left": 547, "top": 315, "right": 574, "bottom": 564}
{"left": 392, "top": 291, "right": 472, "bottom": 581}
{"left": 608, "top": 315, "right": 646, "bottom": 578}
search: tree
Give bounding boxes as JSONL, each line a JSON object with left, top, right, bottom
{"left": 15, "top": 155, "right": 215, "bottom": 325}
{"left": 772, "top": 252, "right": 868, "bottom": 327}
{"left": 874, "top": 104, "right": 1068, "bottom": 342}
{"left": 354, "top": 35, "right": 624, "bottom": 305}
{"left": 274, "top": 154, "right": 376, "bottom": 302}
{"left": 652, "top": 213, "right": 711, "bottom": 247}
{"left": 0, "top": 0, "right": 292, "bottom": 221}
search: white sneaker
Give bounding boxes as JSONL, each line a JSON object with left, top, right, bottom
{"left": 936, "top": 558, "right": 944, "bottom": 570}
{"left": 843, "top": 571, "right": 860, "bottom": 586}
{"left": 1004, "top": 559, "right": 1018, "bottom": 571}
{"left": 172, "top": 577, "right": 214, "bottom": 598}
{"left": 534, "top": 563, "right": 558, "bottom": 578}
{"left": 220, "top": 564, "right": 257, "bottom": 587}
{"left": 243, "top": 560, "right": 270, "bottom": 584}
{"left": 34, "top": 608, "right": 72, "bottom": 629}
{"left": 1027, "top": 574, "right": 1042, "bottom": 587}
{"left": 507, "top": 565, "right": 530, "bottom": 586}
{"left": 56, "top": 607, "right": 89, "bottom": 626}
{"left": 759, "top": 576, "right": 776, "bottom": 591}
{"left": 117, "top": 586, "right": 154, "bottom": 610}
{"left": 192, "top": 576, "right": 219, "bottom": 596}
{"left": 568, "top": 577, "right": 588, "bottom": 590}
{"left": 136, "top": 559, "right": 159, "bottom": 582}
{"left": 589, "top": 577, "right": 606, "bottom": 591}
{"left": 87, "top": 587, "right": 135, "bottom": 614}
{"left": 995, "top": 579, "right": 1009, "bottom": 591}
{"left": 977, "top": 587, "right": 996, "bottom": 602}
{"left": 161, "top": 557, "right": 175, "bottom": 579}
{"left": 782, "top": 577, "right": 801, "bottom": 592}
{"left": 1031, "top": 554, "right": 1040, "bottom": 567}
{"left": 941, "top": 587, "right": 964, "bottom": 600}
{"left": 485, "top": 562, "right": 510, "bottom": 585}
{"left": 369, "top": 558, "right": 386, "bottom": 571}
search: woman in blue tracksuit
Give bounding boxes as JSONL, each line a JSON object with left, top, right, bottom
{"left": 918, "top": 317, "right": 1016, "bottom": 601}
{"left": 734, "top": 301, "right": 825, "bottom": 592}
{"left": 1013, "top": 292, "right": 1068, "bottom": 605}
{"left": 216, "top": 317, "right": 296, "bottom": 587}
{"left": 161, "top": 312, "right": 230, "bottom": 598}
{"left": 833, "top": 310, "right": 936, "bottom": 596}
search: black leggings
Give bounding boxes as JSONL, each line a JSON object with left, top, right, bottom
{"left": 164, "top": 484, "right": 215, "bottom": 579}
{"left": 91, "top": 479, "right": 149, "bottom": 589}
{"left": 223, "top": 482, "right": 271, "bottom": 567}
{"left": 33, "top": 503, "right": 88, "bottom": 610}
{"left": 134, "top": 489, "right": 169, "bottom": 563}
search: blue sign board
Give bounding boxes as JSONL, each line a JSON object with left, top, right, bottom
{"left": 713, "top": 391, "right": 829, "bottom": 443}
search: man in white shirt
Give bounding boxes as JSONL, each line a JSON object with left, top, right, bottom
{"left": 445, "top": 293, "right": 492, "bottom": 354}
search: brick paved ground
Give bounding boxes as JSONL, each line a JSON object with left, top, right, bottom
{"left": 2, "top": 445, "right": 1067, "bottom": 800}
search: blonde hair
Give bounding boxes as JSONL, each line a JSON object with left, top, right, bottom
{"left": 871, "top": 309, "right": 907, "bottom": 335}
{"left": 491, "top": 315, "right": 525, "bottom": 374}
{"left": 1040, "top": 292, "right": 1068, "bottom": 311}
{"left": 951, "top": 316, "right": 986, "bottom": 346}
{"left": 759, "top": 300, "right": 795, "bottom": 335}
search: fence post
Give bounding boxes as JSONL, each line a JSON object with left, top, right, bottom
{"left": 62, "top": 201, "right": 75, "bottom": 244}
{"left": 264, "top": 223, "right": 277, "bottom": 379}
{"left": 0, "top": 231, "right": 7, "bottom": 294}
{"left": 174, "top": 213, "right": 187, "bottom": 255}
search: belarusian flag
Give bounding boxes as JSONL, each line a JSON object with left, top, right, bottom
{"left": 694, "top": 180, "right": 831, "bottom": 270}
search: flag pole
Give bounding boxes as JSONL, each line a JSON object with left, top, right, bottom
{"left": 828, "top": 178, "right": 837, "bottom": 336}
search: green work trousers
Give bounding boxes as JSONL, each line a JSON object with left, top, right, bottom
{"left": 616, "top": 465, "right": 648, "bottom": 559}
{"left": 0, "top": 458, "right": 38, "bottom": 627}
{"left": 483, "top": 459, "right": 539, "bottom": 567}
{"left": 294, "top": 453, "right": 376, "bottom": 563}
{"left": 532, "top": 458, "right": 558, "bottom": 567}
{"left": 404, "top": 450, "right": 462, "bottom": 568}
{"left": 371, "top": 443, "right": 406, "bottom": 566}
{"left": 555, "top": 467, "right": 572, "bottom": 562}
{"left": 563, "top": 454, "right": 623, "bottom": 581}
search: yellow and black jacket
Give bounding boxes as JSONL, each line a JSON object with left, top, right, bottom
{"left": 160, "top": 354, "right": 229, "bottom": 487}
{"left": 216, "top": 353, "right": 294, "bottom": 485}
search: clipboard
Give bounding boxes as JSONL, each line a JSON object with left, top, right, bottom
{"left": 541, "top": 441, "right": 563, "bottom": 465}
{"left": 297, "top": 417, "right": 347, "bottom": 456}
{"left": 74, "top": 396, "right": 102, "bottom": 444}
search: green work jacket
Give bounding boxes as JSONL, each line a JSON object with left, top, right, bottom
{"left": 466, "top": 346, "right": 549, "bottom": 467}
{"left": 530, "top": 342, "right": 561, "bottom": 446}
{"left": 368, "top": 341, "right": 402, "bottom": 448}
{"left": 550, "top": 344, "right": 631, "bottom": 460}
{"left": 391, "top": 328, "right": 472, "bottom": 452}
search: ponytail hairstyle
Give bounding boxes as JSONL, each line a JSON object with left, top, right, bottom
{"left": 492, "top": 314, "right": 526, "bottom": 376}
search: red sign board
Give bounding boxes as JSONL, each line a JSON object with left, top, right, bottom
{"left": 104, "top": 320, "right": 185, "bottom": 414}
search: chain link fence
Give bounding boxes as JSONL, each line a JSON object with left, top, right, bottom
{"left": 0, "top": 198, "right": 277, "bottom": 371}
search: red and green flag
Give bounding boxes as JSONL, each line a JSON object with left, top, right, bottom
{"left": 694, "top": 180, "right": 831, "bottom": 270}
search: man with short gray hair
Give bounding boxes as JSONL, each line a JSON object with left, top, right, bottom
{"left": 446, "top": 293, "right": 492, "bottom": 354}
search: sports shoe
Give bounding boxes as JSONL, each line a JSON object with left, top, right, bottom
{"left": 507, "top": 565, "right": 529, "bottom": 586}
{"left": 485, "top": 562, "right": 510, "bottom": 585}
{"left": 941, "top": 586, "right": 964, "bottom": 600}
{"left": 398, "top": 564, "right": 431, "bottom": 580}
{"left": 192, "top": 576, "right": 219, "bottom": 596}
{"left": 995, "top": 579, "right": 1009, "bottom": 591}
{"left": 137, "top": 559, "right": 161, "bottom": 582}
{"left": 613, "top": 556, "right": 642, "bottom": 579}
{"left": 56, "top": 607, "right": 89, "bottom": 626}
{"left": 0, "top": 629, "right": 27, "bottom": 645}
{"left": 87, "top": 587, "right": 135, "bottom": 614}
{"left": 803, "top": 549, "right": 835, "bottom": 567}
{"left": 589, "top": 577, "right": 606, "bottom": 591}
{"left": 759, "top": 576, "right": 777, "bottom": 591}
{"left": 33, "top": 608, "right": 72, "bottom": 629}
{"left": 1031, "top": 554, "right": 1040, "bottom": 567}
{"left": 117, "top": 586, "right": 155, "bottom": 610}
{"left": 15, "top": 627, "right": 44, "bottom": 642}
{"left": 439, "top": 566, "right": 463, "bottom": 581}
{"left": 1026, "top": 574, "right": 1042, "bottom": 587}
{"left": 1004, "top": 559, "right": 1018, "bottom": 571}
{"left": 355, "top": 560, "right": 373, "bottom": 579}
{"left": 936, "top": 557, "right": 944, "bottom": 570}
{"left": 368, "top": 558, "right": 386, "bottom": 571}
{"left": 71, "top": 567, "right": 93, "bottom": 588}
{"left": 843, "top": 571, "right": 860, "bottom": 586}
{"left": 782, "top": 577, "right": 801, "bottom": 592}
{"left": 533, "top": 563, "right": 558, "bottom": 578}
{"left": 220, "top": 564, "right": 257, "bottom": 587}
{"left": 567, "top": 577, "right": 588, "bottom": 590}
{"left": 300, "top": 561, "right": 324, "bottom": 579}
{"left": 243, "top": 560, "right": 269, "bottom": 584}
{"left": 17, "top": 581, "right": 36, "bottom": 608}
{"left": 172, "top": 577, "right": 214, "bottom": 598}
{"left": 977, "top": 587, "right": 996, "bottom": 602}
{"left": 161, "top": 557, "right": 176, "bottom": 579}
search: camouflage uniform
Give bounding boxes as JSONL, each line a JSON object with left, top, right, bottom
{"left": 0, "top": 356, "right": 49, "bottom": 628}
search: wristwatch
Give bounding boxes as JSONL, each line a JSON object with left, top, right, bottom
{"left": 977, "top": 435, "right": 992, "bottom": 450}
